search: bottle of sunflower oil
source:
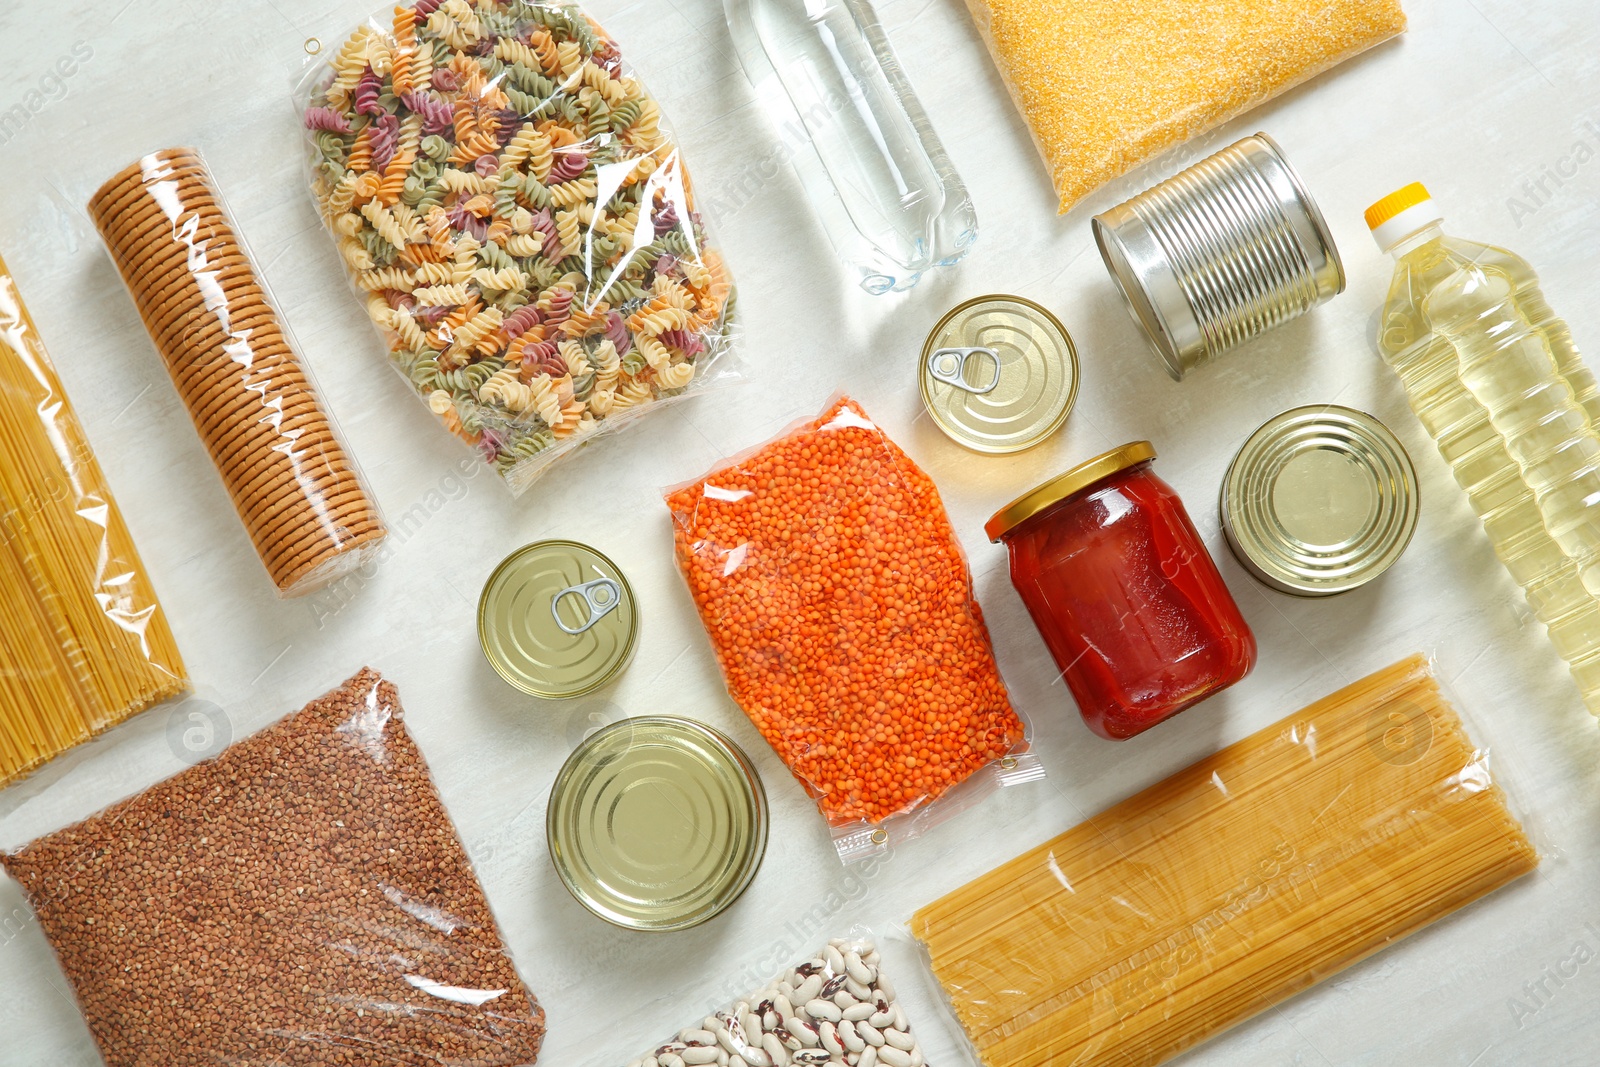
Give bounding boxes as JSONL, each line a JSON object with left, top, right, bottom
{"left": 1368, "top": 182, "right": 1600, "bottom": 718}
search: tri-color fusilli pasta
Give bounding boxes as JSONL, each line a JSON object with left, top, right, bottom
{"left": 304, "top": 0, "right": 737, "bottom": 492}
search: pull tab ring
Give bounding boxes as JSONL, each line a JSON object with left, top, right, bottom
{"left": 927, "top": 347, "right": 1000, "bottom": 394}
{"left": 552, "top": 577, "right": 622, "bottom": 635}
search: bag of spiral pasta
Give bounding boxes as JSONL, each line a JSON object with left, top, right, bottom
{"left": 301, "top": 0, "right": 739, "bottom": 494}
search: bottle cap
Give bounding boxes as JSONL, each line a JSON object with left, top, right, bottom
{"left": 1366, "top": 183, "right": 1443, "bottom": 252}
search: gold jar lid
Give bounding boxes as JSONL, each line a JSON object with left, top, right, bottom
{"left": 1221, "top": 405, "right": 1418, "bottom": 596}
{"left": 477, "top": 540, "right": 638, "bottom": 699}
{"left": 919, "top": 294, "right": 1079, "bottom": 454}
{"left": 986, "top": 441, "right": 1156, "bottom": 542}
{"left": 546, "top": 716, "right": 768, "bottom": 931}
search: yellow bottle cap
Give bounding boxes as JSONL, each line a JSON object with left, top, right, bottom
{"left": 1364, "top": 183, "right": 1432, "bottom": 230}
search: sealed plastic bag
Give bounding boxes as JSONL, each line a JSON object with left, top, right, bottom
{"left": 964, "top": 0, "right": 1406, "bottom": 212}
{"left": 1, "top": 668, "right": 546, "bottom": 1067}
{"left": 302, "top": 0, "right": 738, "bottom": 494}
{"left": 620, "top": 935, "right": 930, "bottom": 1067}
{"left": 666, "top": 396, "right": 1037, "bottom": 863}
{"left": 911, "top": 655, "right": 1536, "bottom": 1067}
{"left": 88, "top": 148, "right": 387, "bottom": 598}
{"left": 0, "top": 253, "right": 187, "bottom": 789}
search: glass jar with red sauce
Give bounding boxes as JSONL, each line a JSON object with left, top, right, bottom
{"left": 986, "top": 441, "right": 1255, "bottom": 739}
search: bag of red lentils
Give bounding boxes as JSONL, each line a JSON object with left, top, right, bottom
{"left": 664, "top": 395, "right": 1041, "bottom": 863}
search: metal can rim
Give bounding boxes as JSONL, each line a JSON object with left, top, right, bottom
{"left": 545, "top": 715, "right": 769, "bottom": 932}
{"left": 1092, "top": 211, "right": 1189, "bottom": 380}
{"left": 476, "top": 539, "right": 640, "bottom": 699}
{"left": 918, "top": 293, "right": 1081, "bottom": 454}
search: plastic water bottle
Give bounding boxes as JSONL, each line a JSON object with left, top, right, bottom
{"left": 1368, "top": 182, "right": 1600, "bottom": 717}
{"left": 724, "top": 0, "right": 978, "bottom": 294}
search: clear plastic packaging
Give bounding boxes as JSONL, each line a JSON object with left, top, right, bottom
{"left": 619, "top": 934, "right": 932, "bottom": 1067}
{"left": 962, "top": 0, "right": 1406, "bottom": 212}
{"left": 88, "top": 148, "right": 386, "bottom": 598}
{"left": 0, "top": 668, "right": 547, "bottom": 1067}
{"left": 911, "top": 655, "right": 1538, "bottom": 1067}
{"left": 665, "top": 396, "right": 1039, "bottom": 863}
{"left": 0, "top": 253, "right": 188, "bottom": 789}
{"left": 723, "top": 0, "right": 978, "bottom": 293}
{"left": 301, "top": 0, "right": 739, "bottom": 495}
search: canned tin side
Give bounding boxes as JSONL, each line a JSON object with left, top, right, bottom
{"left": 1093, "top": 133, "right": 1344, "bottom": 380}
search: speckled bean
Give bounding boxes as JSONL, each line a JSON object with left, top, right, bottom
{"left": 883, "top": 1029, "right": 913, "bottom": 1053}
{"left": 876, "top": 1047, "right": 910, "bottom": 1067}
{"left": 819, "top": 1022, "right": 844, "bottom": 1058}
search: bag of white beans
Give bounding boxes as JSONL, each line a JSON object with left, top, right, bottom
{"left": 624, "top": 937, "right": 929, "bottom": 1067}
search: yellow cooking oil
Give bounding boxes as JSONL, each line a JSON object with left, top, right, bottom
{"left": 1369, "top": 183, "right": 1600, "bottom": 717}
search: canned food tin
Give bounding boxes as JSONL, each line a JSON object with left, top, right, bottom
{"left": 478, "top": 540, "right": 637, "bottom": 699}
{"left": 1092, "top": 133, "right": 1345, "bottom": 380}
{"left": 547, "top": 716, "right": 768, "bottom": 931}
{"left": 1221, "top": 405, "right": 1418, "bottom": 597}
{"left": 919, "top": 294, "right": 1079, "bottom": 453}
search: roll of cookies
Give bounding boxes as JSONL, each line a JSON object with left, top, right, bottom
{"left": 90, "top": 148, "right": 385, "bottom": 596}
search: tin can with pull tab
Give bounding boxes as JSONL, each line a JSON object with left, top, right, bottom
{"left": 478, "top": 539, "right": 639, "bottom": 698}
{"left": 920, "top": 294, "right": 1079, "bottom": 454}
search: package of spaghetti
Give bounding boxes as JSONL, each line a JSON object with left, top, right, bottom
{"left": 964, "top": 0, "right": 1406, "bottom": 212}
{"left": 89, "top": 148, "right": 386, "bottom": 598}
{"left": 0, "top": 253, "right": 187, "bottom": 790}
{"left": 617, "top": 935, "right": 933, "bottom": 1067}
{"left": 911, "top": 655, "right": 1537, "bottom": 1067}
{"left": 665, "top": 396, "right": 1038, "bottom": 864}
{"left": 1, "top": 668, "right": 546, "bottom": 1067}
{"left": 300, "top": 0, "right": 739, "bottom": 495}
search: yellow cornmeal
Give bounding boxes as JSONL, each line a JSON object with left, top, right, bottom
{"left": 965, "top": 0, "right": 1406, "bottom": 212}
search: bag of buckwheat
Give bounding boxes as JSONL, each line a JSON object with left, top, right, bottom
{"left": 0, "top": 668, "right": 546, "bottom": 1067}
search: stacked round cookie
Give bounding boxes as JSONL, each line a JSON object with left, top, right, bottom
{"left": 90, "top": 148, "right": 384, "bottom": 595}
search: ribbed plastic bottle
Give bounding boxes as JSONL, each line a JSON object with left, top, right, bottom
{"left": 723, "top": 0, "right": 978, "bottom": 294}
{"left": 1368, "top": 183, "right": 1600, "bottom": 717}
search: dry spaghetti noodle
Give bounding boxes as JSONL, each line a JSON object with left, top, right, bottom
{"left": 912, "top": 655, "right": 1537, "bottom": 1067}
{"left": 0, "top": 253, "right": 187, "bottom": 788}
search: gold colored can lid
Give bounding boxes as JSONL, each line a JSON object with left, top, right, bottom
{"left": 919, "top": 294, "right": 1079, "bottom": 454}
{"left": 477, "top": 540, "right": 638, "bottom": 699}
{"left": 1221, "top": 405, "right": 1418, "bottom": 597}
{"left": 986, "top": 441, "right": 1156, "bottom": 542}
{"left": 547, "top": 717, "right": 768, "bottom": 931}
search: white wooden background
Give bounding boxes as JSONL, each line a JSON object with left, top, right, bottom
{"left": 1, "top": 0, "right": 1598, "bottom": 1064}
